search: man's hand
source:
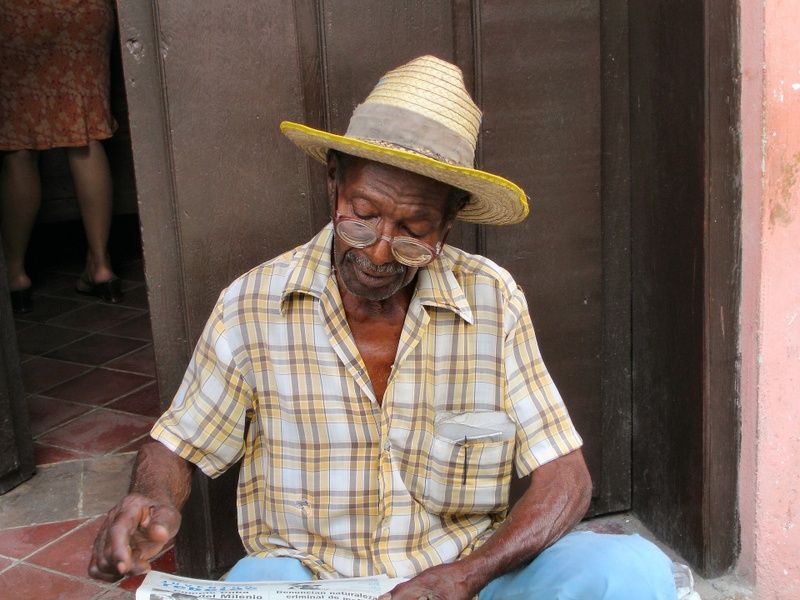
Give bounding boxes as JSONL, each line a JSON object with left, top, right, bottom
{"left": 380, "top": 562, "right": 480, "bottom": 600}
{"left": 88, "top": 493, "right": 181, "bottom": 581}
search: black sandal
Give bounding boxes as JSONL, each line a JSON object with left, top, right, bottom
{"left": 76, "top": 276, "right": 124, "bottom": 304}
{"left": 10, "top": 287, "right": 33, "bottom": 313}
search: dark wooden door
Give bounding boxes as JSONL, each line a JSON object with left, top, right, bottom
{"left": 116, "top": 0, "right": 631, "bottom": 577}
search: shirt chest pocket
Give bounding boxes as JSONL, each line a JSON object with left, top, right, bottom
{"left": 410, "top": 411, "right": 516, "bottom": 516}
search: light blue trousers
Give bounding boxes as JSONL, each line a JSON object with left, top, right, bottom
{"left": 226, "top": 531, "right": 677, "bottom": 600}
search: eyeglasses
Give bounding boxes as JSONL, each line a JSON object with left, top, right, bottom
{"left": 334, "top": 213, "right": 444, "bottom": 267}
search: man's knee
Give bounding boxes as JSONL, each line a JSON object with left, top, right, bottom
{"left": 480, "top": 531, "right": 677, "bottom": 600}
{"left": 224, "top": 556, "right": 314, "bottom": 582}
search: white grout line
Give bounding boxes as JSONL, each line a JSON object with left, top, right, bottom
{"left": 77, "top": 461, "right": 86, "bottom": 518}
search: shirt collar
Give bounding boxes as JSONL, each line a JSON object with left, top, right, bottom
{"left": 413, "top": 246, "right": 474, "bottom": 324}
{"left": 281, "top": 223, "right": 474, "bottom": 324}
{"left": 281, "top": 224, "right": 335, "bottom": 306}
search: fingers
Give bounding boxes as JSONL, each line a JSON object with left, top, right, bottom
{"left": 107, "top": 498, "right": 160, "bottom": 575}
{"left": 88, "top": 514, "right": 127, "bottom": 582}
{"left": 147, "top": 504, "right": 181, "bottom": 545}
{"left": 88, "top": 495, "right": 181, "bottom": 581}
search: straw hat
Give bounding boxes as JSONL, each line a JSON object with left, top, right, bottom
{"left": 280, "top": 55, "right": 529, "bottom": 225}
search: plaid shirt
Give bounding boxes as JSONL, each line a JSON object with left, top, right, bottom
{"left": 152, "top": 224, "right": 582, "bottom": 578}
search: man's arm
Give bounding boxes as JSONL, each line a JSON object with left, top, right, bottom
{"left": 384, "top": 448, "right": 592, "bottom": 600}
{"left": 88, "top": 440, "right": 195, "bottom": 581}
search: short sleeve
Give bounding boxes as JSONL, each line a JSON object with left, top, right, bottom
{"left": 151, "top": 294, "right": 252, "bottom": 478}
{"left": 503, "top": 286, "right": 583, "bottom": 477}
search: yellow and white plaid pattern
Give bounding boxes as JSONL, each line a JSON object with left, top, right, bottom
{"left": 151, "top": 224, "right": 582, "bottom": 579}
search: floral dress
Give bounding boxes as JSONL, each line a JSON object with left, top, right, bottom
{"left": 0, "top": 0, "right": 117, "bottom": 150}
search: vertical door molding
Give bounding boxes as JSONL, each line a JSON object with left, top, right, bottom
{"left": 114, "top": 1, "right": 191, "bottom": 398}
{"left": 629, "top": 0, "right": 740, "bottom": 576}
{"left": 701, "top": 0, "right": 741, "bottom": 575}
{"left": 598, "top": 0, "right": 633, "bottom": 513}
{"left": 292, "top": 0, "right": 332, "bottom": 233}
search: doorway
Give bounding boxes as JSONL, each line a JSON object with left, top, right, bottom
{"left": 0, "top": 8, "right": 156, "bottom": 480}
{"left": 0, "top": 8, "right": 166, "bottom": 580}
{"left": 0, "top": 14, "right": 177, "bottom": 594}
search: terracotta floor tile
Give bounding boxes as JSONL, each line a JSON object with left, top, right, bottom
{"left": 0, "top": 460, "right": 83, "bottom": 527}
{"left": 31, "top": 272, "right": 78, "bottom": 295}
{"left": 118, "top": 285, "right": 149, "bottom": 310}
{"left": 105, "top": 345, "right": 156, "bottom": 376}
{"left": 26, "top": 395, "right": 92, "bottom": 437}
{"left": 42, "top": 368, "right": 153, "bottom": 406}
{"left": 16, "top": 323, "right": 87, "bottom": 356}
{"left": 13, "top": 319, "right": 35, "bottom": 334}
{"left": 27, "top": 517, "right": 103, "bottom": 577}
{"left": 45, "top": 334, "right": 147, "bottom": 366}
{"left": 49, "top": 303, "right": 146, "bottom": 333}
{"left": 21, "top": 357, "right": 90, "bottom": 394}
{"left": 107, "top": 383, "right": 161, "bottom": 417}
{"left": 80, "top": 453, "right": 137, "bottom": 517}
{"left": 0, "top": 519, "right": 86, "bottom": 559}
{"left": 115, "top": 259, "right": 145, "bottom": 282}
{"left": 16, "top": 294, "right": 88, "bottom": 323}
{"left": 36, "top": 274, "right": 131, "bottom": 301}
{"left": 102, "top": 313, "right": 152, "bottom": 340}
{"left": 119, "top": 546, "right": 177, "bottom": 591}
{"left": 96, "top": 587, "right": 135, "bottom": 599}
{"left": 0, "top": 562, "right": 105, "bottom": 598}
{"left": 38, "top": 409, "right": 155, "bottom": 455}
{"left": 34, "top": 443, "right": 89, "bottom": 466}
{"left": 46, "top": 262, "right": 83, "bottom": 277}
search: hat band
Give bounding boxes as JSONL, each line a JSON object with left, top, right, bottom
{"left": 345, "top": 103, "right": 475, "bottom": 167}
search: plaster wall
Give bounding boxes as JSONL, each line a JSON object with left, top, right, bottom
{"left": 738, "top": 0, "right": 800, "bottom": 597}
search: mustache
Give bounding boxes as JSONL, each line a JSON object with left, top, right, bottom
{"left": 347, "top": 251, "right": 405, "bottom": 274}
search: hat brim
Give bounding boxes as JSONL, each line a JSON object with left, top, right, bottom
{"left": 280, "top": 121, "right": 529, "bottom": 226}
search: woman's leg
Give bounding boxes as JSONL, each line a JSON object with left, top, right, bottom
{"left": 1, "top": 149, "right": 41, "bottom": 291}
{"left": 66, "top": 140, "right": 115, "bottom": 283}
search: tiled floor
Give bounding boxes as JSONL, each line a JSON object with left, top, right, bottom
{"left": 0, "top": 258, "right": 177, "bottom": 599}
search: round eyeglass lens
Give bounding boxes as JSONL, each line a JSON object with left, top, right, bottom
{"left": 337, "top": 220, "right": 376, "bottom": 247}
{"left": 392, "top": 239, "right": 433, "bottom": 266}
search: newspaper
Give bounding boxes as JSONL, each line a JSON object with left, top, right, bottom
{"left": 136, "top": 571, "right": 408, "bottom": 600}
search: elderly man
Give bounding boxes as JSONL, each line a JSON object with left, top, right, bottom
{"left": 89, "top": 56, "right": 676, "bottom": 599}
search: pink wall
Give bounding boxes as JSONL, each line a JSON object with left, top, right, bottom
{"left": 739, "top": 0, "right": 800, "bottom": 597}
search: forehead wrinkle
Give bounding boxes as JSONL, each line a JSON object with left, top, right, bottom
{"left": 348, "top": 186, "right": 442, "bottom": 219}
{"left": 345, "top": 173, "right": 450, "bottom": 222}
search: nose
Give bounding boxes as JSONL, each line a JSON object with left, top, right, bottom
{"left": 364, "top": 222, "right": 397, "bottom": 266}
{"left": 365, "top": 236, "right": 395, "bottom": 266}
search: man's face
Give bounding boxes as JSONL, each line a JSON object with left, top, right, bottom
{"left": 329, "top": 157, "right": 453, "bottom": 302}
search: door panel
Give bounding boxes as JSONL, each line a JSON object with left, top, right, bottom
{"left": 477, "top": 1, "right": 610, "bottom": 505}
{"left": 155, "top": 2, "right": 318, "bottom": 337}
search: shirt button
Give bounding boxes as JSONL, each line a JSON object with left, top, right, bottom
{"left": 384, "top": 441, "right": 392, "bottom": 451}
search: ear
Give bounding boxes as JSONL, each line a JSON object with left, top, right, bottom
{"left": 326, "top": 153, "right": 338, "bottom": 214}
